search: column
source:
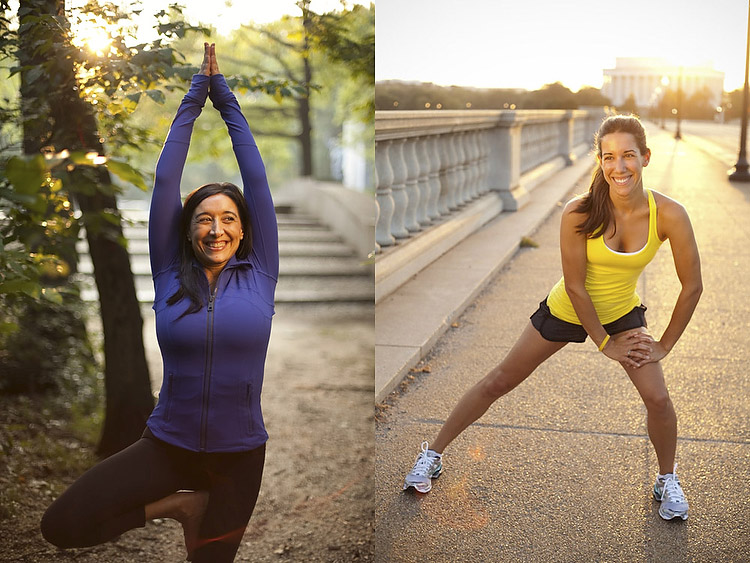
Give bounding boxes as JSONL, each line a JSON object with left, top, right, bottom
{"left": 375, "top": 139, "right": 395, "bottom": 248}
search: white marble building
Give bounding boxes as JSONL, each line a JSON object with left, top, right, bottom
{"left": 602, "top": 57, "right": 724, "bottom": 110}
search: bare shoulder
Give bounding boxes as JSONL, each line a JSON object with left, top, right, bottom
{"left": 650, "top": 189, "right": 692, "bottom": 240}
{"left": 561, "top": 194, "right": 585, "bottom": 216}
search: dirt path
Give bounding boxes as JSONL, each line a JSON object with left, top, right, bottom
{"left": 0, "top": 305, "right": 374, "bottom": 562}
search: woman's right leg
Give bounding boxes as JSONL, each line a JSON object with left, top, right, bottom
{"left": 430, "top": 322, "right": 567, "bottom": 453}
{"left": 40, "top": 433, "right": 192, "bottom": 549}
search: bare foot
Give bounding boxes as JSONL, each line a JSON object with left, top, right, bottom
{"left": 145, "top": 490, "right": 209, "bottom": 561}
{"left": 176, "top": 490, "right": 209, "bottom": 561}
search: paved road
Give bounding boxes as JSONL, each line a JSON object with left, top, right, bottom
{"left": 375, "top": 124, "right": 750, "bottom": 562}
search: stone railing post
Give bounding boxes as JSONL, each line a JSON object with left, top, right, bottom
{"left": 559, "top": 111, "right": 576, "bottom": 165}
{"left": 389, "top": 138, "right": 409, "bottom": 239}
{"left": 454, "top": 131, "right": 468, "bottom": 205}
{"left": 375, "top": 139, "right": 395, "bottom": 248}
{"left": 415, "top": 137, "right": 432, "bottom": 225}
{"left": 487, "top": 113, "right": 527, "bottom": 210}
{"left": 402, "top": 138, "right": 422, "bottom": 233}
{"left": 425, "top": 136, "right": 442, "bottom": 220}
{"left": 437, "top": 134, "right": 454, "bottom": 213}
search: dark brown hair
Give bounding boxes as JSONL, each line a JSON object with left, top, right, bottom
{"left": 574, "top": 115, "right": 649, "bottom": 238}
{"left": 167, "top": 182, "right": 252, "bottom": 314}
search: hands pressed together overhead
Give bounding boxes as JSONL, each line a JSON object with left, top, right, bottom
{"left": 200, "top": 42, "right": 220, "bottom": 76}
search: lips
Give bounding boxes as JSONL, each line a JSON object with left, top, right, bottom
{"left": 205, "top": 241, "right": 227, "bottom": 251}
{"left": 612, "top": 176, "right": 631, "bottom": 186}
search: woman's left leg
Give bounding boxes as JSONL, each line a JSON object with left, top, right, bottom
{"left": 192, "top": 443, "right": 266, "bottom": 563}
{"left": 622, "top": 359, "right": 677, "bottom": 474}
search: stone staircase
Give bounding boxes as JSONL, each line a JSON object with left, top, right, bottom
{"left": 76, "top": 204, "right": 374, "bottom": 305}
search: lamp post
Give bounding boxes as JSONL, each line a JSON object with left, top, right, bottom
{"left": 730, "top": 0, "right": 750, "bottom": 181}
{"left": 674, "top": 68, "right": 683, "bottom": 140}
{"left": 660, "top": 76, "right": 669, "bottom": 129}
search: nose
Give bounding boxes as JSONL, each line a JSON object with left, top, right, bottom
{"left": 210, "top": 219, "right": 223, "bottom": 236}
{"left": 614, "top": 156, "right": 627, "bottom": 173}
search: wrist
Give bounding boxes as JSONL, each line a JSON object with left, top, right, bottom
{"left": 597, "top": 333, "right": 610, "bottom": 352}
{"left": 658, "top": 339, "right": 673, "bottom": 353}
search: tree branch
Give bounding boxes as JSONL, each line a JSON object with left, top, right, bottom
{"left": 250, "top": 128, "right": 300, "bottom": 139}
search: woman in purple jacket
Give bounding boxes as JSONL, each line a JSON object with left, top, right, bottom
{"left": 41, "top": 44, "right": 278, "bottom": 562}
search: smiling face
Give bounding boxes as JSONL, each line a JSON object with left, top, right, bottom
{"left": 597, "top": 131, "right": 651, "bottom": 197}
{"left": 189, "top": 194, "right": 244, "bottom": 273}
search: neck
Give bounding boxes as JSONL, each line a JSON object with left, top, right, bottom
{"left": 610, "top": 185, "right": 646, "bottom": 213}
{"left": 204, "top": 265, "right": 225, "bottom": 291}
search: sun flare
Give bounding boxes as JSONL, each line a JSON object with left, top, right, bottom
{"left": 71, "top": 18, "right": 112, "bottom": 56}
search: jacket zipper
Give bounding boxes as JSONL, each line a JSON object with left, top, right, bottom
{"left": 199, "top": 286, "right": 218, "bottom": 451}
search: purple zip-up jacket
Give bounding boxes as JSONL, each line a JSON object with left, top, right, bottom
{"left": 146, "top": 74, "right": 278, "bottom": 452}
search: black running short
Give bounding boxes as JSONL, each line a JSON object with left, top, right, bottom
{"left": 530, "top": 298, "right": 647, "bottom": 343}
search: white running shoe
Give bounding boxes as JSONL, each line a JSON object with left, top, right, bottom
{"left": 403, "top": 441, "right": 442, "bottom": 493}
{"left": 653, "top": 464, "right": 688, "bottom": 521}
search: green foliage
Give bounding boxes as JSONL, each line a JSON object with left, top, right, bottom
{"left": 375, "top": 81, "right": 613, "bottom": 111}
{"left": 307, "top": 2, "right": 374, "bottom": 123}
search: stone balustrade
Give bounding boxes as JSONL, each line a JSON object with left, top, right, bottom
{"left": 375, "top": 108, "right": 606, "bottom": 302}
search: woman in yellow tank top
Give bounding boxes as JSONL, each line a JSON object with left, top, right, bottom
{"left": 403, "top": 115, "right": 703, "bottom": 521}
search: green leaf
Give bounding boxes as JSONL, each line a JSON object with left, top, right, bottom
{"left": 41, "top": 287, "right": 63, "bottom": 305}
{"left": 0, "top": 279, "right": 40, "bottom": 297}
{"left": 106, "top": 159, "right": 148, "bottom": 191}
{"left": 146, "top": 89, "right": 165, "bottom": 104}
{"left": 5, "top": 156, "right": 46, "bottom": 195}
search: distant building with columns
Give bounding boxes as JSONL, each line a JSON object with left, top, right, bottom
{"left": 602, "top": 57, "right": 724, "bottom": 110}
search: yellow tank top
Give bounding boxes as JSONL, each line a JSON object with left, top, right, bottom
{"left": 547, "top": 189, "right": 662, "bottom": 325}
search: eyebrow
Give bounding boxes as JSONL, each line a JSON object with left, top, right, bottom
{"left": 602, "top": 149, "right": 637, "bottom": 156}
{"left": 195, "top": 210, "right": 239, "bottom": 217}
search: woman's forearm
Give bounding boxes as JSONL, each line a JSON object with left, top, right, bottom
{"left": 566, "top": 286, "right": 608, "bottom": 347}
{"left": 659, "top": 283, "right": 702, "bottom": 352}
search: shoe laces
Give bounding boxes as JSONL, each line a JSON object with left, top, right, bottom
{"left": 411, "top": 441, "right": 438, "bottom": 476}
{"left": 662, "top": 464, "right": 686, "bottom": 503}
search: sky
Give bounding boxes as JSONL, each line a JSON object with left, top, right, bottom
{"left": 376, "top": 0, "right": 749, "bottom": 92}
{"left": 129, "top": 0, "right": 353, "bottom": 35}
{"left": 58, "top": 0, "right": 356, "bottom": 39}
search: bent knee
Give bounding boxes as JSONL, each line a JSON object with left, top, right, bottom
{"left": 41, "top": 502, "right": 84, "bottom": 549}
{"left": 643, "top": 392, "right": 673, "bottom": 414}
{"left": 480, "top": 367, "right": 518, "bottom": 399}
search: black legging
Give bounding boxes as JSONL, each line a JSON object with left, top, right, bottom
{"left": 41, "top": 428, "right": 265, "bottom": 562}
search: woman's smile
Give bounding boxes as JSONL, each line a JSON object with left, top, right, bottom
{"left": 189, "top": 194, "right": 244, "bottom": 271}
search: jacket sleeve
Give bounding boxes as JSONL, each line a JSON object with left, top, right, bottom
{"left": 149, "top": 74, "right": 209, "bottom": 277}
{"left": 209, "top": 74, "right": 279, "bottom": 280}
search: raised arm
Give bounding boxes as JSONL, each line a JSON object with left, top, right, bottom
{"left": 149, "top": 73, "right": 209, "bottom": 276}
{"left": 208, "top": 73, "right": 279, "bottom": 279}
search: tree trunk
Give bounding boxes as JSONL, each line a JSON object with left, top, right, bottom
{"left": 299, "top": 1, "right": 314, "bottom": 177}
{"left": 18, "top": 0, "right": 153, "bottom": 457}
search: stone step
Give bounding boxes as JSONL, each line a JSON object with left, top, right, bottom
{"left": 104, "top": 220, "right": 341, "bottom": 244}
{"left": 279, "top": 241, "right": 355, "bottom": 257}
{"left": 78, "top": 254, "right": 369, "bottom": 278}
{"left": 278, "top": 229, "right": 342, "bottom": 243}
{"left": 119, "top": 221, "right": 335, "bottom": 241}
{"left": 80, "top": 274, "right": 373, "bottom": 304}
{"left": 77, "top": 238, "right": 356, "bottom": 258}
{"left": 276, "top": 276, "right": 373, "bottom": 303}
